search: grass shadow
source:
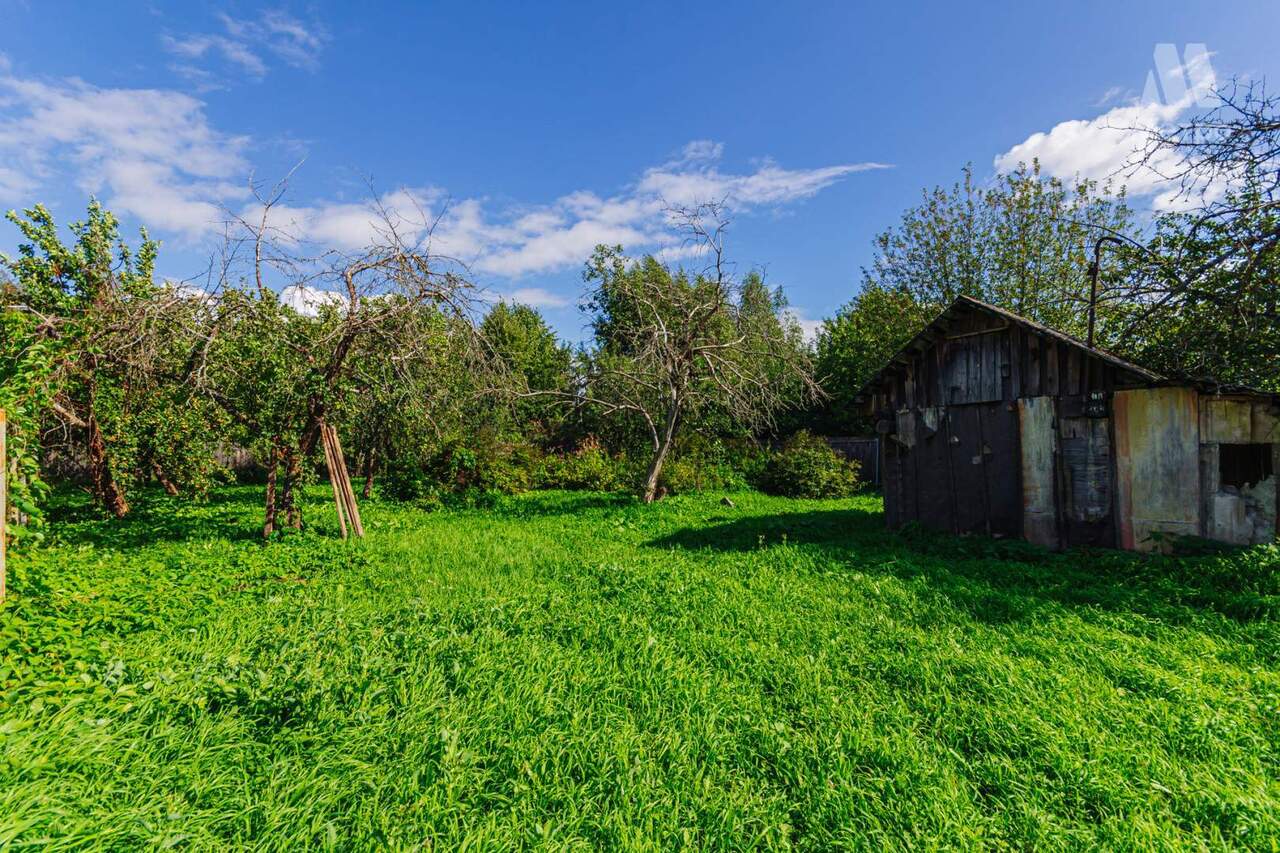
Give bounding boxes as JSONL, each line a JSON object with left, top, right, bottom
{"left": 497, "top": 490, "right": 640, "bottom": 517}
{"left": 45, "top": 486, "right": 265, "bottom": 549}
{"left": 648, "top": 508, "right": 1280, "bottom": 627}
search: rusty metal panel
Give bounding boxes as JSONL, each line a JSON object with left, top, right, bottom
{"left": 1018, "top": 397, "right": 1058, "bottom": 548}
{"left": 1252, "top": 403, "right": 1280, "bottom": 443}
{"left": 1060, "top": 418, "right": 1111, "bottom": 522}
{"left": 1200, "top": 398, "right": 1252, "bottom": 443}
{"left": 1114, "top": 387, "right": 1201, "bottom": 551}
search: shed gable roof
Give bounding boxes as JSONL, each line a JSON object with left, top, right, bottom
{"left": 858, "top": 295, "right": 1164, "bottom": 400}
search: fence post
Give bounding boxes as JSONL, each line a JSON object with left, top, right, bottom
{"left": 1, "top": 409, "right": 7, "bottom": 603}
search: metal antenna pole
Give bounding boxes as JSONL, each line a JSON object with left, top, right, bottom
{"left": 1087, "top": 236, "right": 1124, "bottom": 349}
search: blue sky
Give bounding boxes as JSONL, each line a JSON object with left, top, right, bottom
{"left": 1, "top": 1, "right": 1276, "bottom": 339}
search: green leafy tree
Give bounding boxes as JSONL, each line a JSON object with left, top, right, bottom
{"left": 480, "top": 301, "right": 571, "bottom": 439}
{"left": 1111, "top": 82, "right": 1280, "bottom": 389}
{"left": 342, "top": 304, "right": 483, "bottom": 498}
{"left": 813, "top": 285, "right": 928, "bottom": 433}
{"left": 865, "top": 162, "right": 1139, "bottom": 338}
{"left": 199, "top": 187, "right": 486, "bottom": 535}
{"left": 0, "top": 293, "right": 59, "bottom": 540}
{"left": 1112, "top": 179, "right": 1279, "bottom": 389}
{"left": 811, "top": 162, "right": 1142, "bottom": 432}
{"left": 578, "top": 204, "right": 819, "bottom": 502}
{"left": 2, "top": 202, "right": 166, "bottom": 517}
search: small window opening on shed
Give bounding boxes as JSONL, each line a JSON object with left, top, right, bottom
{"left": 1218, "top": 443, "right": 1273, "bottom": 490}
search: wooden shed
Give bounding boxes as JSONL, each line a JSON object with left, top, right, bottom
{"left": 859, "top": 296, "right": 1279, "bottom": 551}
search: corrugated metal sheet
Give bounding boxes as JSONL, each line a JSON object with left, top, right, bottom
{"left": 1114, "top": 387, "right": 1201, "bottom": 551}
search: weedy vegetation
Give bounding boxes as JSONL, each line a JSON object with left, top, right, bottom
{"left": 2, "top": 486, "right": 1278, "bottom": 849}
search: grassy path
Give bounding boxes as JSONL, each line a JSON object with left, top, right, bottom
{"left": 2, "top": 487, "right": 1278, "bottom": 849}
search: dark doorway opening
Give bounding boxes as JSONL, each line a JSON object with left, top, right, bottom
{"left": 1219, "top": 443, "right": 1273, "bottom": 489}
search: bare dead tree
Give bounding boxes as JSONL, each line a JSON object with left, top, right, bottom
{"left": 567, "top": 202, "right": 820, "bottom": 502}
{"left": 1100, "top": 79, "right": 1280, "bottom": 385}
{"left": 202, "top": 175, "right": 492, "bottom": 535}
{"left": 1132, "top": 79, "right": 1280, "bottom": 202}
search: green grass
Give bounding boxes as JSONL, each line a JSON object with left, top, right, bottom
{"left": 2, "top": 486, "right": 1279, "bottom": 850}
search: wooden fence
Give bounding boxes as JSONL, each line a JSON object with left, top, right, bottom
{"left": 823, "top": 436, "right": 880, "bottom": 486}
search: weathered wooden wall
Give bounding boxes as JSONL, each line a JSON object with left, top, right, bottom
{"left": 871, "top": 302, "right": 1149, "bottom": 548}
{"left": 868, "top": 300, "right": 1278, "bottom": 551}
{"left": 823, "top": 437, "right": 880, "bottom": 485}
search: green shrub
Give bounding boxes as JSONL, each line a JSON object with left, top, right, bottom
{"left": 756, "top": 430, "right": 862, "bottom": 498}
{"left": 535, "top": 438, "right": 627, "bottom": 491}
{"left": 382, "top": 437, "right": 538, "bottom": 504}
{"left": 431, "top": 440, "right": 535, "bottom": 495}
{"left": 653, "top": 436, "right": 762, "bottom": 495}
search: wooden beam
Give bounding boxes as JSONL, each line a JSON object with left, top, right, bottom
{"left": 944, "top": 322, "right": 1009, "bottom": 341}
{"left": 321, "top": 422, "right": 349, "bottom": 540}
{"left": 326, "top": 424, "right": 364, "bottom": 539}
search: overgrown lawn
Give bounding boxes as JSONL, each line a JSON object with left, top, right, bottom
{"left": 2, "top": 487, "right": 1278, "bottom": 849}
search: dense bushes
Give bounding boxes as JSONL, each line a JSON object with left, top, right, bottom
{"left": 381, "top": 437, "right": 535, "bottom": 507}
{"left": 382, "top": 431, "right": 862, "bottom": 503}
{"left": 756, "top": 430, "right": 862, "bottom": 498}
{"left": 659, "top": 436, "right": 761, "bottom": 495}
{"left": 534, "top": 438, "right": 628, "bottom": 491}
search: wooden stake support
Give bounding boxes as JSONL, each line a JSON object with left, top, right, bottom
{"left": 321, "top": 421, "right": 364, "bottom": 539}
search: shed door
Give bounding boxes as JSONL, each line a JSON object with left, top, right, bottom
{"left": 1113, "top": 387, "right": 1200, "bottom": 550}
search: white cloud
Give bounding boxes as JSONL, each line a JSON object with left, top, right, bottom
{"left": 0, "top": 72, "right": 250, "bottom": 236}
{"left": 504, "top": 287, "right": 570, "bottom": 309}
{"left": 994, "top": 99, "right": 1188, "bottom": 203}
{"left": 163, "top": 32, "right": 268, "bottom": 78}
{"left": 164, "top": 10, "right": 328, "bottom": 82}
{"left": 994, "top": 50, "right": 1220, "bottom": 210}
{"left": 0, "top": 66, "right": 882, "bottom": 284}
{"left": 1093, "top": 85, "right": 1130, "bottom": 107}
{"left": 258, "top": 11, "right": 328, "bottom": 70}
{"left": 637, "top": 144, "right": 890, "bottom": 208}
{"left": 257, "top": 142, "right": 885, "bottom": 280}
{"left": 280, "top": 283, "right": 345, "bottom": 316}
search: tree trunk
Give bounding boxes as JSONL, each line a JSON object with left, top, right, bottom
{"left": 87, "top": 414, "right": 129, "bottom": 518}
{"left": 152, "top": 461, "right": 180, "bottom": 496}
{"left": 281, "top": 445, "right": 303, "bottom": 530}
{"left": 642, "top": 405, "right": 680, "bottom": 504}
{"left": 263, "top": 439, "right": 281, "bottom": 538}
{"left": 362, "top": 448, "right": 375, "bottom": 500}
